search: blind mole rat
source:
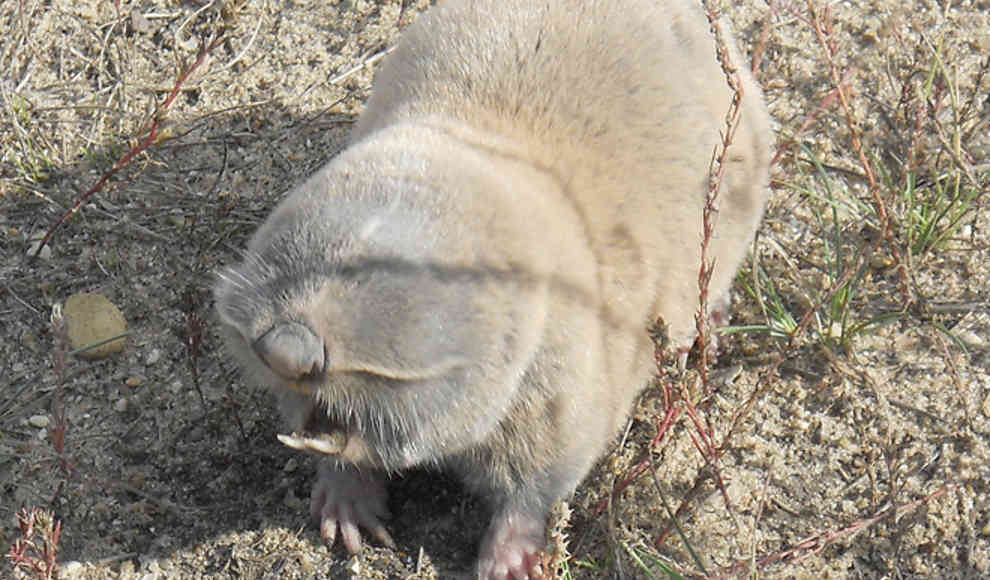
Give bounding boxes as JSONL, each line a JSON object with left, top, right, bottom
{"left": 215, "top": 0, "right": 771, "bottom": 577}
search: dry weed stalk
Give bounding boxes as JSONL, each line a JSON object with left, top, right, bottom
{"left": 675, "top": 3, "right": 968, "bottom": 576}
{"left": 807, "top": 0, "right": 911, "bottom": 306}
{"left": 748, "top": 0, "right": 775, "bottom": 77}
{"left": 180, "top": 286, "right": 208, "bottom": 408}
{"left": 689, "top": 0, "right": 746, "bottom": 515}
{"left": 598, "top": 0, "right": 747, "bottom": 528}
{"left": 768, "top": 80, "right": 851, "bottom": 168}
{"left": 542, "top": 501, "right": 574, "bottom": 579}
{"left": 181, "top": 284, "right": 248, "bottom": 439}
{"left": 696, "top": 2, "right": 746, "bottom": 392}
{"left": 641, "top": 1, "right": 930, "bottom": 570}
{"left": 6, "top": 508, "right": 63, "bottom": 580}
{"left": 713, "top": 485, "right": 951, "bottom": 578}
{"left": 29, "top": 35, "right": 224, "bottom": 260}
{"left": 634, "top": 0, "right": 747, "bottom": 550}
{"left": 594, "top": 351, "right": 681, "bottom": 516}
{"left": 48, "top": 305, "right": 73, "bottom": 505}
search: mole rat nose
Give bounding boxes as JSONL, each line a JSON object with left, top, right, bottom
{"left": 254, "top": 322, "right": 326, "bottom": 379}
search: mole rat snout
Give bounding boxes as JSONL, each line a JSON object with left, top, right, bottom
{"left": 253, "top": 322, "right": 326, "bottom": 379}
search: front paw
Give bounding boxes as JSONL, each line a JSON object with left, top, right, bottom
{"left": 310, "top": 462, "right": 395, "bottom": 553}
{"left": 476, "top": 510, "right": 546, "bottom": 580}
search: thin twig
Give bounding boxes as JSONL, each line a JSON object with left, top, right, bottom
{"left": 30, "top": 35, "right": 225, "bottom": 259}
{"left": 713, "top": 485, "right": 951, "bottom": 578}
{"left": 808, "top": 0, "right": 911, "bottom": 307}
{"left": 696, "top": 3, "right": 746, "bottom": 392}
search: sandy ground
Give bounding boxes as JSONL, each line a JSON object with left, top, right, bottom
{"left": 2, "top": 1, "right": 988, "bottom": 578}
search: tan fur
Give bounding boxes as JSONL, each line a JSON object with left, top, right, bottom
{"left": 215, "top": 1, "right": 771, "bottom": 577}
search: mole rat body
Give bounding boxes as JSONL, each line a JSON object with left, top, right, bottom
{"left": 215, "top": 0, "right": 771, "bottom": 577}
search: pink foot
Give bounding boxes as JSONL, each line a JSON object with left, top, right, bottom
{"left": 476, "top": 510, "right": 546, "bottom": 579}
{"left": 310, "top": 462, "right": 395, "bottom": 553}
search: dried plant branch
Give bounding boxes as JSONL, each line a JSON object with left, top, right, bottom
{"left": 640, "top": 0, "right": 747, "bottom": 549}
{"left": 49, "top": 304, "right": 73, "bottom": 507}
{"left": 713, "top": 485, "right": 951, "bottom": 578}
{"left": 696, "top": 2, "right": 746, "bottom": 391}
{"left": 6, "top": 508, "right": 63, "bottom": 580}
{"left": 30, "top": 34, "right": 225, "bottom": 259}
{"left": 769, "top": 77, "right": 852, "bottom": 168}
{"left": 749, "top": 0, "right": 775, "bottom": 77}
{"left": 808, "top": 0, "right": 911, "bottom": 307}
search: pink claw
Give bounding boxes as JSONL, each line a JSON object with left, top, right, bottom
{"left": 310, "top": 462, "right": 395, "bottom": 553}
{"left": 476, "top": 510, "right": 546, "bottom": 579}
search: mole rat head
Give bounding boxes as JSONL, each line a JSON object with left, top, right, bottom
{"left": 214, "top": 161, "right": 548, "bottom": 470}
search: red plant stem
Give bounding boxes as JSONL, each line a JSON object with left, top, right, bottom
{"left": 808, "top": 0, "right": 911, "bottom": 307}
{"left": 30, "top": 36, "right": 224, "bottom": 259}
{"left": 697, "top": 5, "right": 745, "bottom": 390}
{"left": 713, "top": 485, "right": 951, "bottom": 578}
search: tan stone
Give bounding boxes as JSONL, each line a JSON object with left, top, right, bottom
{"left": 64, "top": 293, "right": 127, "bottom": 359}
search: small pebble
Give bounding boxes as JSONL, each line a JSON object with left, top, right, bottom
{"left": 27, "top": 238, "right": 53, "bottom": 260}
{"left": 61, "top": 561, "right": 84, "bottom": 578}
{"left": 128, "top": 470, "right": 147, "bottom": 489}
{"left": 28, "top": 414, "right": 50, "bottom": 428}
{"left": 20, "top": 330, "right": 40, "bottom": 353}
{"left": 283, "top": 487, "right": 302, "bottom": 509}
{"left": 956, "top": 329, "right": 984, "bottom": 348}
{"left": 347, "top": 556, "right": 361, "bottom": 574}
{"left": 63, "top": 293, "right": 127, "bottom": 359}
{"left": 146, "top": 349, "right": 162, "bottom": 365}
{"left": 869, "top": 254, "right": 893, "bottom": 270}
{"left": 829, "top": 321, "right": 843, "bottom": 340}
{"left": 176, "top": 32, "right": 198, "bottom": 51}
{"left": 114, "top": 398, "right": 129, "bottom": 413}
{"left": 142, "top": 557, "right": 164, "bottom": 574}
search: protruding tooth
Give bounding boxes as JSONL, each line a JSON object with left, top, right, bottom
{"left": 277, "top": 430, "right": 347, "bottom": 455}
{"left": 307, "top": 434, "right": 346, "bottom": 455}
{"left": 277, "top": 433, "right": 309, "bottom": 451}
